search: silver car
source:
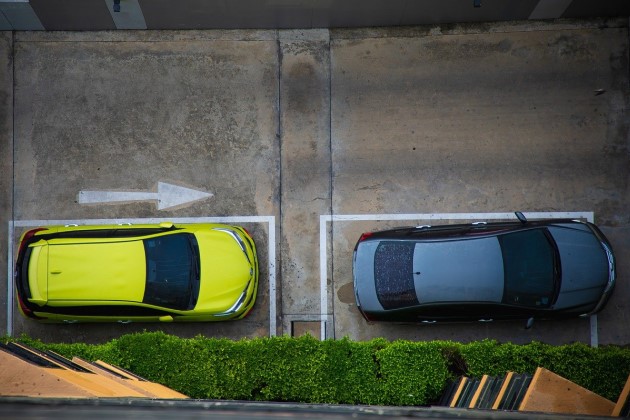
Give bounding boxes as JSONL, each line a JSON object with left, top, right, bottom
{"left": 353, "top": 213, "right": 615, "bottom": 324}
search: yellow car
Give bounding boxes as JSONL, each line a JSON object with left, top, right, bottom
{"left": 14, "top": 222, "right": 258, "bottom": 323}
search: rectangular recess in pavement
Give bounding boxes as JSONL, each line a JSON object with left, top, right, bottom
{"left": 6, "top": 216, "right": 276, "bottom": 337}
{"left": 320, "top": 211, "right": 598, "bottom": 346}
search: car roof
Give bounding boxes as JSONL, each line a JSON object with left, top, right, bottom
{"left": 45, "top": 239, "right": 145, "bottom": 302}
{"left": 48, "top": 228, "right": 254, "bottom": 307}
{"left": 413, "top": 237, "right": 504, "bottom": 303}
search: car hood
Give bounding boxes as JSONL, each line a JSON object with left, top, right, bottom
{"left": 194, "top": 230, "right": 253, "bottom": 312}
{"left": 548, "top": 226, "right": 608, "bottom": 309}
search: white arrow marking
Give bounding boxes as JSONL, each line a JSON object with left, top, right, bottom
{"left": 78, "top": 182, "right": 213, "bottom": 210}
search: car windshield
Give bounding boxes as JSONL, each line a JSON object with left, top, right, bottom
{"left": 143, "top": 233, "right": 199, "bottom": 310}
{"left": 374, "top": 241, "right": 420, "bottom": 310}
{"left": 499, "top": 229, "right": 557, "bottom": 308}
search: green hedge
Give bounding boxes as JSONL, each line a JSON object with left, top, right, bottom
{"left": 6, "top": 332, "right": 630, "bottom": 406}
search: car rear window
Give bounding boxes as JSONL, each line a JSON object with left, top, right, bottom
{"left": 19, "top": 247, "right": 34, "bottom": 299}
{"left": 374, "top": 241, "right": 420, "bottom": 310}
{"left": 143, "top": 233, "right": 199, "bottom": 310}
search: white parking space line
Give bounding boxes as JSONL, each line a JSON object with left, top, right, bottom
{"left": 320, "top": 211, "right": 597, "bottom": 345}
{"left": 7, "top": 216, "right": 276, "bottom": 337}
{"left": 6, "top": 220, "right": 14, "bottom": 335}
{"left": 590, "top": 314, "right": 598, "bottom": 348}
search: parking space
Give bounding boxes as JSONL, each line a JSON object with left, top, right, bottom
{"left": 9, "top": 217, "right": 274, "bottom": 342}
{"left": 326, "top": 212, "right": 599, "bottom": 345}
{"left": 5, "top": 30, "right": 280, "bottom": 342}
{"left": 329, "top": 216, "right": 630, "bottom": 345}
{"left": 1, "top": 19, "right": 629, "bottom": 345}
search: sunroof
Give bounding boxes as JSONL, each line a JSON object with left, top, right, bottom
{"left": 374, "top": 241, "right": 420, "bottom": 310}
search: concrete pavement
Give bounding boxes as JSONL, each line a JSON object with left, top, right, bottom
{"left": 329, "top": 21, "right": 630, "bottom": 343}
{"left": 1, "top": 18, "right": 629, "bottom": 345}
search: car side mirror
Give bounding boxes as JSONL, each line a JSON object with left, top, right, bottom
{"left": 159, "top": 315, "right": 174, "bottom": 323}
{"left": 159, "top": 222, "right": 174, "bottom": 229}
{"left": 515, "top": 212, "right": 527, "bottom": 224}
{"left": 525, "top": 317, "right": 534, "bottom": 329}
